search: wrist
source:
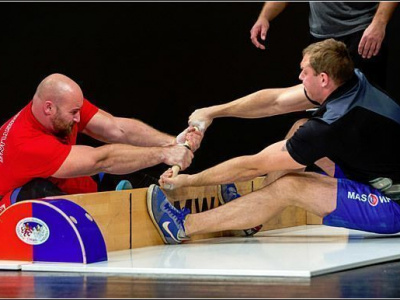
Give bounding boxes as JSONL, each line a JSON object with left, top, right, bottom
{"left": 372, "top": 17, "right": 388, "bottom": 27}
{"left": 372, "top": 10, "right": 391, "bottom": 27}
{"left": 165, "top": 136, "right": 177, "bottom": 147}
{"left": 206, "top": 105, "right": 222, "bottom": 120}
{"left": 159, "top": 147, "right": 168, "bottom": 164}
{"left": 186, "top": 174, "right": 194, "bottom": 187}
{"left": 258, "top": 15, "right": 270, "bottom": 23}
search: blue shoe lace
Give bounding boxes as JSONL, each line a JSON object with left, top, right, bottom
{"left": 162, "top": 202, "right": 190, "bottom": 239}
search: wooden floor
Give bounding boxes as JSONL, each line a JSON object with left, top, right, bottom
{"left": 1, "top": 260, "right": 400, "bottom": 298}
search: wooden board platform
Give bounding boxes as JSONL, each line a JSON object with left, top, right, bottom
{"left": 46, "top": 178, "right": 322, "bottom": 252}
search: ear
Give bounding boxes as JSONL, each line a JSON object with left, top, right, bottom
{"left": 320, "top": 72, "right": 329, "bottom": 88}
{"left": 44, "top": 101, "right": 54, "bottom": 116}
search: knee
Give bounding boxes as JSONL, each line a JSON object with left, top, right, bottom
{"left": 276, "top": 172, "right": 305, "bottom": 186}
{"left": 266, "top": 172, "right": 307, "bottom": 202}
{"left": 292, "top": 118, "right": 308, "bottom": 131}
{"left": 286, "top": 118, "right": 308, "bottom": 138}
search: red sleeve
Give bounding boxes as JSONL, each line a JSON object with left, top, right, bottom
{"left": 13, "top": 135, "right": 71, "bottom": 178}
{"left": 78, "top": 98, "right": 99, "bottom": 132}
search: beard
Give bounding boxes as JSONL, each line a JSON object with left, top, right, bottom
{"left": 52, "top": 114, "right": 74, "bottom": 139}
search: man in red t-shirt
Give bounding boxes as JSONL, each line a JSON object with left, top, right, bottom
{"left": 0, "top": 73, "right": 201, "bottom": 212}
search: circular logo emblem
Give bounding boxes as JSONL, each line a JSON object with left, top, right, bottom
{"left": 368, "top": 193, "right": 379, "bottom": 207}
{"left": 16, "top": 217, "right": 50, "bottom": 245}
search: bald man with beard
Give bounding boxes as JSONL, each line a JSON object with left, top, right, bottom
{"left": 0, "top": 73, "right": 201, "bottom": 211}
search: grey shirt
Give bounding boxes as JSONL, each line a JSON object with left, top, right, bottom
{"left": 309, "top": 2, "right": 379, "bottom": 38}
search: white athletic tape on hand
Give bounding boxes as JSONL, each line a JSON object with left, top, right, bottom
{"left": 189, "top": 121, "right": 206, "bottom": 133}
{"left": 163, "top": 182, "right": 174, "bottom": 190}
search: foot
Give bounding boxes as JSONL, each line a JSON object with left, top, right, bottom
{"left": 218, "top": 183, "right": 241, "bottom": 203}
{"left": 147, "top": 184, "right": 190, "bottom": 244}
{"left": 217, "top": 183, "right": 263, "bottom": 237}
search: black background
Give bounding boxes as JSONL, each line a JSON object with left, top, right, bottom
{"left": 0, "top": 2, "right": 399, "bottom": 177}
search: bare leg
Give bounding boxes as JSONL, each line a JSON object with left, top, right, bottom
{"left": 185, "top": 172, "right": 337, "bottom": 236}
{"left": 314, "top": 157, "right": 336, "bottom": 177}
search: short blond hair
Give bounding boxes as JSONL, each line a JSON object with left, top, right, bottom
{"left": 303, "top": 39, "right": 354, "bottom": 85}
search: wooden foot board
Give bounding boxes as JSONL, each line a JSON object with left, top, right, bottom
{"left": 45, "top": 178, "right": 321, "bottom": 252}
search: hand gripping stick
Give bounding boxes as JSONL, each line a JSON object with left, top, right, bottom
{"left": 163, "top": 125, "right": 200, "bottom": 190}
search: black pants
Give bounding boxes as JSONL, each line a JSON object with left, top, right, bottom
{"left": 93, "top": 172, "right": 159, "bottom": 192}
{"left": 13, "top": 172, "right": 159, "bottom": 202}
{"left": 12, "top": 178, "right": 67, "bottom": 202}
{"left": 310, "top": 30, "right": 388, "bottom": 90}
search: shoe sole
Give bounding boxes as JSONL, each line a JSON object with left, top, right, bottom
{"left": 146, "top": 184, "right": 168, "bottom": 244}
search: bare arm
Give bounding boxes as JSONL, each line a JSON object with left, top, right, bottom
{"left": 52, "top": 143, "right": 193, "bottom": 178}
{"left": 189, "top": 84, "right": 314, "bottom": 132}
{"left": 358, "top": 2, "right": 399, "bottom": 59}
{"left": 160, "top": 140, "right": 305, "bottom": 189}
{"left": 250, "top": 2, "right": 289, "bottom": 49}
{"left": 82, "top": 109, "right": 176, "bottom": 147}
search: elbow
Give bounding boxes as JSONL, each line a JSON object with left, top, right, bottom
{"left": 95, "top": 159, "right": 114, "bottom": 174}
{"left": 105, "top": 125, "right": 127, "bottom": 144}
{"left": 270, "top": 97, "right": 287, "bottom": 115}
{"left": 255, "top": 89, "right": 282, "bottom": 116}
{"left": 91, "top": 145, "right": 115, "bottom": 174}
{"left": 111, "top": 129, "right": 127, "bottom": 144}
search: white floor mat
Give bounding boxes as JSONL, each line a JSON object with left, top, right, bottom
{"left": 17, "top": 225, "right": 400, "bottom": 277}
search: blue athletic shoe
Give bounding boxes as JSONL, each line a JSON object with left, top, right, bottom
{"left": 147, "top": 184, "right": 190, "bottom": 244}
{"left": 115, "top": 180, "right": 133, "bottom": 191}
{"left": 217, "top": 183, "right": 263, "bottom": 237}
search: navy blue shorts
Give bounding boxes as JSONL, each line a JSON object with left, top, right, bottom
{"left": 322, "top": 166, "right": 400, "bottom": 234}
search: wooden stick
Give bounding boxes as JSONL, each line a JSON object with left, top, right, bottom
{"left": 171, "top": 141, "right": 191, "bottom": 177}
